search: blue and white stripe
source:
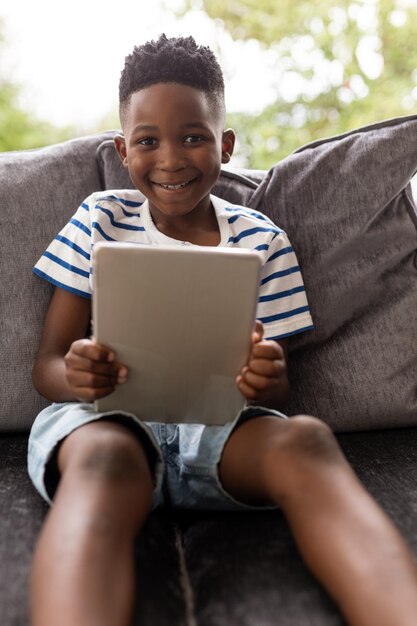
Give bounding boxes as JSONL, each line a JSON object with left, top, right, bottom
{"left": 33, "top": 190, "right": 313, "bottom": 340}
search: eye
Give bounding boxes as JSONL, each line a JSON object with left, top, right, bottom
{"left": 138, "top": 137, "right": 157, "bottom": 146}
{"left": 184, "top": 135, "right": 204, "bottom": 144}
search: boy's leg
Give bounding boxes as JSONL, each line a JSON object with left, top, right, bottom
{"left": 219, "top": 415, "right": 417, "bottom": 626}
{"left": 30, "top": 420, "right": 154, "bottom": 626}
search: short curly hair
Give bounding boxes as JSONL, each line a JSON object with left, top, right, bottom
{"left": 119, "top": 34, "right": 225, "bottom": 123}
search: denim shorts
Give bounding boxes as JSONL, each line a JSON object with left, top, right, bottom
{"left": 28, "top": 402, "right": 286, "bottom": 511}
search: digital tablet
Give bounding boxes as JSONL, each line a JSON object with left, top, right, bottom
{"left": 92, "top": 243, "right": 262, "bottom": 425}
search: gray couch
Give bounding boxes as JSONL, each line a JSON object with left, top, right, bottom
{"left": 1, "top": 116, "right": 417, "bottom": 625}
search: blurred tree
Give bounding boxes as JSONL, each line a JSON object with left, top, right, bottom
{"left": 179, "top": 0, "right": 417, "bottom": 168}
{"left": 0, "top": 83, "right": 74, "bottom": 151}
{"left": 0, "top": 22, "right": 73, "bottom": 152}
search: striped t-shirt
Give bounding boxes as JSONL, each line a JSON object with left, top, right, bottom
{"left": 33, "top": 191, "right": 313, "bottom": 341}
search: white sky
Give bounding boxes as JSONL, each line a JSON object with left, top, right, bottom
{"left": 0, "top": 0, "right": 277, "bottom": 130}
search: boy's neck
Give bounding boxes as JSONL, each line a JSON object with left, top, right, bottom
{"left": 149, "top": 200, "right": 220, "bottom": 247}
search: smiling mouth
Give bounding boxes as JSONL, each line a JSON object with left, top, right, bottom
{"left": 154, "top": 178, "right": 196, "bottom": 190}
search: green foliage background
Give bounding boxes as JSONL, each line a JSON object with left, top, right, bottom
{"left": 180, "top": 0, "right": 417, "bottom": 168}
{"left": 2, "top": 1, "right": 417, "bottom": 166}
{"left": 0, "top": 21, "right": 74, "bottom": 152}
{"left": 0, "top": 82, "right": 72, "bottom": 152}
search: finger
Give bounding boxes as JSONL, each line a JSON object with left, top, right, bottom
{"left": 250, "top": 320, "right": 264, "bottom": 345}
{"left": 67, "top": 370, "right": 120, "bottom": 390}
{"left": 236, "top": 375, "right": 258, "bottom": 400}
{"left": 251, "top": 340, "right": 284, "bottom": 360}
{"left": 71, "top": 339, "right": 115, "bottom": 363}
{"left": 241, "top": 368, "right": 280, "bottom": 392}
{"left": 66, "top": 354, "right": 126, "bottom": 378}
{"left": 254, "top": 320, "right": 263, "bottom": 336}
{"left": 247, "top": 358, "right": 285, "bottom": 378}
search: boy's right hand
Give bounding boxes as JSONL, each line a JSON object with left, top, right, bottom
{"left": 64, "top": 338, "right": 128, "bottom": 403}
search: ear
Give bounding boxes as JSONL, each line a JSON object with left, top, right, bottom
{"left": 221, "top": 129, "right": 236, "bottom": 164}
{"left": 114, "top": 134, "right": 128, "bottom": 167}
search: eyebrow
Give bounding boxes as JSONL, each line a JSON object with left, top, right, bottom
{"left": 132, "top": 122, "right": 212, "bottom": 134}
{"left": 132, "top": 124, "right": 158, "bottom": 133}
{"left": 182, "top": 122, "right": 212, "bottom": 130}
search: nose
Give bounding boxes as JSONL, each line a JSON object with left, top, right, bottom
{"left": 157, "top": 142, "right": 186, "bottom": 171}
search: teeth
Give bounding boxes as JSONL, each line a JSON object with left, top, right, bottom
{"left": 158, "top": 180, "right": 191, "bottom": 190}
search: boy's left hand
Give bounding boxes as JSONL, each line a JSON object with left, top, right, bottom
{"left": 236, "top": 320, "right": 289, "bottom": 409}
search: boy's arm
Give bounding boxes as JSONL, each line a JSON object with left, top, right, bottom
{"left": 236, "top": 321, "right": 290, "bottom": 411}
{"left": 32, "top": 287, "right": 126, "bottom": 403}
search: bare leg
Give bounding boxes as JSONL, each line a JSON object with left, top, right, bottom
{"left": 30, "top": 421, "right": 154, "bottom": 626}
{"left": 219, "top": 415, "right": 417, "bottom": 626}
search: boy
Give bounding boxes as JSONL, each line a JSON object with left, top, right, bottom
{"left": 29, "top": 35, "right": 417, "bottom": 626}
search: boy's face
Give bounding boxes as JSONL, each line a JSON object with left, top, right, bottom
{"left": 115, "top": 83, "right": 235, "bottom": 223}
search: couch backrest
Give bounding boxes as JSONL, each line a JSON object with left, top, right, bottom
{"left": 1, "top": 117, "right": 417, "bottom": 432}
{"left": 1, "top": 133, "right": 114, "bottom": 430}
{"left": 251, "top": 116, "right": 417, "bottom": 429}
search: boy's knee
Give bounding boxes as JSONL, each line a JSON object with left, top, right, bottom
{"left": 80, "top": 436, "right": 146, "bottom": 482}
{"left": 59, "top": 423, "right": 153, "bottom": 486}
{"left": 284, "top": 415, "right": 337, "bottom": 457}
{"left": 260, "top": 415, "right": 346, "bottom": 503}
{"left": 263, "top": 414, "right": 341, "bottom": 477}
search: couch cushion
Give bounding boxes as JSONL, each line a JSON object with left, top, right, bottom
{"left": 250, "top": 115, "right": 417, "bottom": 430}
{"left": 0, "top": 133, "right": 115, "bottom": 431}
{"left": 179, "top": 427, "right": 417, "bottom": 626}
{"left": 0, "top": 435, "right": 188, "bottom": 626}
